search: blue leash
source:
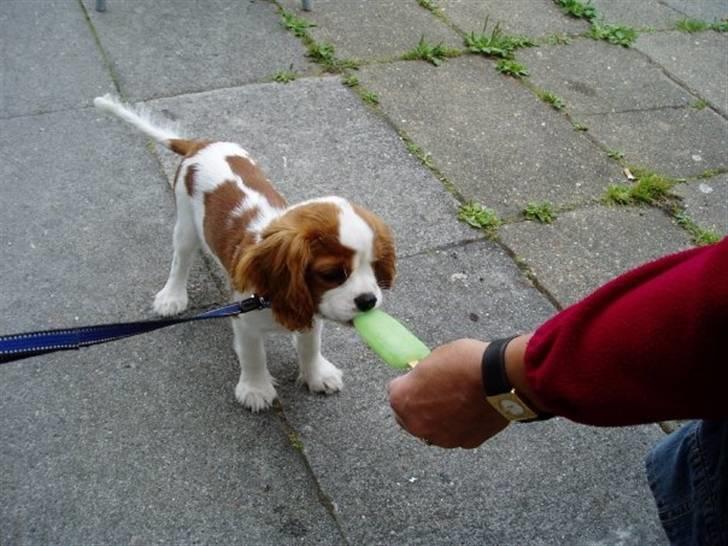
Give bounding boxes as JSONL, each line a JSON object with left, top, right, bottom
{"left": 0, "top": 295, "right": 270, "bottom": 365}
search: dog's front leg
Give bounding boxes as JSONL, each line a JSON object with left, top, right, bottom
{"left": 294, "top": 318, "right": 343, "bottom": 394}
{"left": 231, "top": 316, "right": 277, "bottom": 412}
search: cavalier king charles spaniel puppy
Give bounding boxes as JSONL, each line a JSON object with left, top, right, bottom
{"left": 94, "top": 95, "right": 396, "bottom": 412}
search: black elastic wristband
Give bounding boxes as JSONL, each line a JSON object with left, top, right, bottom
{"left": 481, "top": 335, "right": 518, "bottom": 397}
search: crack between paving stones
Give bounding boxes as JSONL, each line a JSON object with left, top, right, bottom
{"left": 76, "top": 0, "right": 123, "bottom": 97}
{"left": 273, "top": 402, "right": 352, "bottom": 545}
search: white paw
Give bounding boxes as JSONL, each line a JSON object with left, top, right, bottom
{"left": 235, "top": 379, "right": 277, "bottom": 412}
{"left": 300, "top": 358, "right": 343, "bottom": 394}
{"left": 153, "top": 287, "right": 188, "bottom": 316}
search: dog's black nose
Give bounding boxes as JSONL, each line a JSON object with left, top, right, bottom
{"left": 354, "top": 292, "right": 377, "bottom": 312}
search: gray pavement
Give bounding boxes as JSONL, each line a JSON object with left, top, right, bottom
{"left": 1, "top": 0, "right": 727, "bottom": 544}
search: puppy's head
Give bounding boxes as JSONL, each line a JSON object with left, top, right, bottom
{"left": 234, "top": 198, "right": 396, "bottom": 331}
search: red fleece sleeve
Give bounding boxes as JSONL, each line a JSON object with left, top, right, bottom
{"left": 524, "top": 237, "right": 728, "bottom": 426}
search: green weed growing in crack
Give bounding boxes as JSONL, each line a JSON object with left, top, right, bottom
{"left": 573, "top": 121, "right": 588, "bottom": 131}
{"left": 496, "top": 59, "right": 529, "bottom": 78}
{"left": 697, "top": 168, "right": 723, "bottom": 179}
{"left": 676, "top": 18, "right": 728, "bottom": 32}
{"left": 607, "top": 149, "right": 625, "bottom": 160}
{"left": 458, "top": 202, "right": 502, "bottom": 234}
{"left": 543, "top": 33, "right": 572, "bottom": 45}
{"left": 307, "top": 41, "right": 359, "bottom": 73}
{"left": 417, "top": 0, "right": 439, "bottom": 13}
{"left": 342, "top": 74, "right": 359, "bottom": 87}
{"left": 589, "top": 22, "right": 638, "bottom": 47}
{"left": 523, "top": 201, "right": 556, "bottom": 223}
{"left": 280, "top": 10, "right": 315, "bottom": 37}
{"left": 402, "top": 35, "right": 460, "bottom": 66}
{"left": 604, "top": 168, "right": 676, "bottom": 206}
{"left": 539, "top": 90, "right": 565, "bottom": 110}
{"left": 272, "top": 69, "right": 297, "bottom": 83}
{"left": 673, "top": 210, "right": 721, "bottom": 246}
{"left": 360, "top": 90, "right": 379, "bottom": 105}
{"left": 555, "top": 0, "right": 597, "bottom": 21}
{"left": 405, "top": 140, "right": 434, "bottom": 168}
{"left": 465, "top": 16, "right": 535, "bottom": 59}
{"left": 691, "top": 98, "right": 708, "bottom": 110}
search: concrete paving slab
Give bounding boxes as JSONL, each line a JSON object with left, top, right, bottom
{"left": 439, "top": 0, "right": 589, "bottom": 37}
{"left": 357, "top": 56, "right": 623, "bottom": 216}
{"left": 277, "top": 0, "right": 462, "bottom": 61}
{"left": 0, "top": 1, "right": 114, "bottom": 118}
{"left": 578, "top": 106, "right": 728, "bottom": 179}
{"left": 519, "top": 38, "right": 693, "bottom": 114}
{"left": 273, "top": 240, "right": 665, "bottom": 544}
{"left": 0, "top": 108, "right": 342, "bottom": 545}
{"left": 673, "top": 173, "right": 728, "bottom": 236}
{"left": 589, "top": 0, "right": 685, "bottom": 30}
{"left": 145, "top": 78, "right": 473, "bottom": 257}
{"left": 84, "top": 0, "right": 313, "bottom": 101}
{"left": 500, "top": 206, "right": 693, "bottom": 306}
{"left": 635, "top": 30, "right": 728, "bottom": 115}
{"left": 660, "top": 0, "right": 728, "bottom": 21}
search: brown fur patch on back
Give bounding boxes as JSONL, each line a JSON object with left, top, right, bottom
{"left": 203, "top": 181, "right": 258, "bottom": 274}
{"left": 226, "top": 155, "right": 287, "bottom": 209}
{"left": 169, "top": 139, "right": 211, "bottom": 157}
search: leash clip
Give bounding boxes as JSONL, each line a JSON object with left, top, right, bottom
{"left": 239, "top": 294, "right": 271, "bottom": 313}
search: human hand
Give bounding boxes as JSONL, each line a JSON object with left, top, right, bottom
{"left": 387, "top": 338, "right": 509, "bottom": 448}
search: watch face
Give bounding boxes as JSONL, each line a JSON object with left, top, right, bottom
{"left": 486, "top": 391, "right": 539, "bottom": 421}
{"left": 499, "top": 399, "right": 526, "bottom": 417}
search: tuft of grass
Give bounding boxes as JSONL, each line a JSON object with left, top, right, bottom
{"left": 280, "top": 10, "right": 315, "bottom": 37}
{"left": 555, "top": 0, "right": 597, "bottom": 21}
{"left": 589, "top": 22, "right": 638, "bottom": 47}
{"left": 496, "top": 59, "right": 529, "bottom": 78}
{"left": 402, "top": 35, "right": 460, "bottom": 66}
{"left": 306, "top": 41, "right": 359, "bottom": 72}
{"left": 360, "top": 90, "right": 379, "bottom": 105}
{"left": 674, "top": 211, "right": 721, "bottom": 246}
{"left": 630, "top": 173, "right": 674, "bottom": 203}
{"left": 342, "top": 74, "right": 359, "bottom": 87}
{"left": 691, "top": 98, "right": 708, "bottom": 110}
{"left": 604, "top": 184, "right": 632, "bottom": 205}
{"left": 697, "top": 168, "right": 722, "bottom": 179}
{"left": 573, "top": 121, "right": 588, "bottom": 131}
{"left": 272, "top": 70, "right": 297, "bottom": 83}
{"left": 604, "top": 169, "right": 676, "bottom": 206}
{"left": 458, "top": 201, "right": 502, "bottom": 233}
{"left": 674, "top": 18, "right": 727, "bottom": 33}
{"left": 539, "top": 90, "right": 565, "bottom": 110}
{"left": 544, "top": 33, "right": 572, "bottom": 45}
{"left": 607, "top": 149, "right": 625, "bottom": 160}
{"left": 523, "top": 201, "right": 556, "bottom": 223}
{"left": 676, "top": 18, "right": 710, "bottom": 32}
{"left": 307, "top": 41, "right": 335, "bottom": 63}
{"left": 417, "top": 0, "right": 438, "bottom": 12}
{"left": 465, "top": 17, "right": 535, "bottom": 58}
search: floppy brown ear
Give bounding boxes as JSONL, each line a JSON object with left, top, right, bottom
{"left": 234, "top": 227, "right": 316, "bottom": 331}
{"left": 353, "top": 205, "right": 397, "bottom": 290}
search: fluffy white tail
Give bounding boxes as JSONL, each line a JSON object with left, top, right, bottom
{"left": 93, "top": 94, "right": 182, "bottom": 149}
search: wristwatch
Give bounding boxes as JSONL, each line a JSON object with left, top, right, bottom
{"left": 481, "top": 336, "right": 551, "bottom": 423}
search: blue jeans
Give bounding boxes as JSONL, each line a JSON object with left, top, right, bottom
{"left": 646, "top": 420, "right": 728, "bottom": 545}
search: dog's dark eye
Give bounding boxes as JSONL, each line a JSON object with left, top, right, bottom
{"left": 317, "top": 268, "right": 348, "bottom": 285}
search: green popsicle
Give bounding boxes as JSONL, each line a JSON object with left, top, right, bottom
{"left": 353, "top": 309, "right": 430, "bottom": 369}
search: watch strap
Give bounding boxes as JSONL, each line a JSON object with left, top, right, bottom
{"left": 481, "top": 336, "right": 553, "bottom": 422}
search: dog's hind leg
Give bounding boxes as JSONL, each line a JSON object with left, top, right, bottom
{"left": 153, "top": 200, "right": 199, "bottom": 316}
